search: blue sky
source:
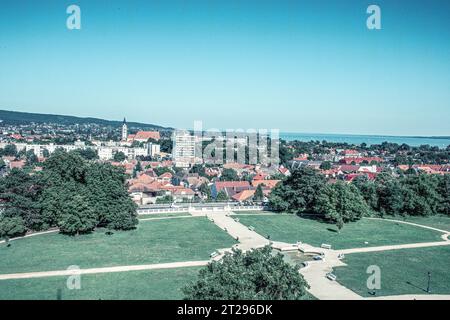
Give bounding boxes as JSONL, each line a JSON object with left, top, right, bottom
{"left": 0, "top": 0, "right": 449, "bottom": 136}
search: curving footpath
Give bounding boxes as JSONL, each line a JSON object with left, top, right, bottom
{"left": 1, "top": 212, "right": 449, "bottom": 300}
{"left": 299, "top": 218, "right": 450, "bottom": 300}
{"left": 0, "top": 260, "right": 209, "bottom": 281}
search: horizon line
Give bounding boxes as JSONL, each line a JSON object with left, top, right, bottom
{"left": 1, "top": 108, "right": 450, "bottom": 140}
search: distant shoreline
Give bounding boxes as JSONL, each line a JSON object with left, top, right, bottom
{"left": 279, "top": 132, "right": 450, "bottom": 148}
{"left": 280, "top": 132, "right": 450, "bottom": 140}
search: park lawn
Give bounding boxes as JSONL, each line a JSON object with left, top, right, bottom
{"left": 0, "top": 267, "right": 318, "bottom": 300}
{"left": 237, "top": 215, "right": 444, "bottom": 249}
{"left": 138, "top": 212, "right": 191, "bottom": 219}
{"left": 333, "top": 245, "right": 450, "bottom": 297}
{"left": 389, "top": 215, "right": 450, "bottom": 232}
{"left": 230, "top": 211, "right": 277, "bottom": 215}
{"left": 0, "top": 267, "right": 201, "bottom": 300}
{"left": 0, "top": 217, "right": 236, "bottom": 274}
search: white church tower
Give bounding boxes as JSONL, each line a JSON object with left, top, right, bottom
{"left": 121, "top": 117, "right": 128, "bottom": 141}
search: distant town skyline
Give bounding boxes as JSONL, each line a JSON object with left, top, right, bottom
{"left": 1, "top": 0, "right": 449, "bottom": 136}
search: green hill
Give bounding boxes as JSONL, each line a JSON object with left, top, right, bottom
{"left": 0, "top": 109, "right": 171, "bottom": 130}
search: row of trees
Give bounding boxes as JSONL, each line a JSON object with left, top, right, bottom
{"left": 353, "top": 173, "right": 450, "bottom": 217}
{"left": 269, "top": 167, "right": 370, "bottom": 228}
{"left": 279, "top": 139, "right": 450, "bottom": 166}
{"left": 269, "top": 166, "right": 449, "bottom": 229}
{"left": 0, "top": 150, "right": 138, "bottom": 238}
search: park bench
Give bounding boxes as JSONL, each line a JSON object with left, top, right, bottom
{"left": 248, "top": 226, "right": 255, "bottom": 231}
{"left": 321, "top": 243, "right": 332, "bottom": 249}
{"left": 326, "top": 273, "right": 337, "bottom": 281}
{"left": 210, "top": 251, "right": 219, "bottom": 258}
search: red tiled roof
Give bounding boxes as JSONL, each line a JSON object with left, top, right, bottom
{"left": 9, "top": 160, "right": 26, "bottom": 169}
{"left": 134, "top": 131, "right": 160, "bottom": 141}
{"left": 342, "top": 149, "right": 359, "bottom": 155}
{"left": 159, "top": 172, "right": 173, "bottom": 179}
{"left": 293, "top": 154, "right": 309, "bottom": 161}
{"left": 279, "top": 167, "right": 289, "bottom": 174}
{"left": 252, "top": 173, "right": 267, "bottom": 180}
{"left": 215, "top": 181, "right": 250, "bottom": 190}
{"left": 10, "top": 134, "right": 23, "bottom": 140}
{"left": 251, "top": 179, "right": 281, "bottom": 189}
{"left": 172, "top": 188, "right": 195, "bottom": 195}
{"left": 339, "top": 165, "right": 360, "bottom": 172}
{"left": 232, "top": 190, "right": 255, "bottom": 202}
{"left": 128, "top": 181, "right": 163, "bottom": 193}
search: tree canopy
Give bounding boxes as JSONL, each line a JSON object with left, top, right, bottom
{"left": 269, "top": 166, "right": 326, "bottom": 213}
{"left": 0, "top": 150, "right": 138, "bottom": 237}
{"left": 220, "top": 168, "right": 239, "bottom": 181}
{"left": 183, "top": 246, "right": 309, "bottom": 300}
{"left": 315, "top": 181, "right": 370, "bottom": 226}
{"left": 353, "top": 173, "right": 448, "bottom": 217}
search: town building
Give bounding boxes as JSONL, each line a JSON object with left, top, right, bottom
{"left": 122, "top": 118, "right": 128, "bottom": 141}
{"left": 172, "top": 130, "right": 198, "bottom": 168}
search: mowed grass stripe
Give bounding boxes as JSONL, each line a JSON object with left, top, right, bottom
{"left": 0, "top": 267, "right": 201, "bottom": 300}
{"left": 0, "top": 217, "right": 236, "bottom": 274}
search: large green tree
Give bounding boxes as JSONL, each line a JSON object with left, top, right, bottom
{"left": 254, "top": 184, "right": 264, "bottom": 201}
{"left": 84, "top": 163, "right": 138, "bottom": 230}
{"left": 42, "top": 149, "right": 85, "bottom": 183}
{"left": 58, "top": 194, "right": 97, "bottom": 235}
{"left": 183, "top": 246, "right": 309, "bottom": 300}
{"left": 438, "top": 175, "right": 450, "bottom": 215}
{"left": 220, "top": 168, "right": 239, "bottom": 181}
{"left": 0, "top": 169, "right": 44, "bottom": 230}
{"left": 113, "top": 151, "right": 126, "bottom": 162}
{"left": 269, "top": 166, "right": 326, "bottom": 213}
{"left": 216, "top": 190, "right": 229, "bottom": 201}
{"left": 1, "top": 150, "right": 139, "bottom": 237}
{"left": 315, "top": 181, "right": 370, "bottom": 225}
{"left": 71, "top": 148, "right": 98, "bottom": 160}
{"left": 0, "top": 216, "right": 26, "bottom": 239}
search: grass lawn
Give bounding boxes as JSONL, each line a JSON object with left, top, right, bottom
{"left": 230, "top": 211, "right": 276, "bottom": 215}
{"left": 138, "top": 212, "right": 191, "bottom": 219}
{"left": 387, "top": 215, "right": 450, "bottom": 232}
{"left": 0, "top": 217, "right": 236, "bottom": 274}
{"left": 0, "top": 267, "right": 201, "bottom": 300}
{"left": 237, "top": 215, "right": 444, "bottom": 249}
{"left": 0, "top": 267, "right": 319, "bottom": 300}
{"left": 333, "top": 246, "right": 450, "bottom": 297}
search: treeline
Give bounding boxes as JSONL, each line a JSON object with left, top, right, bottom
{"left": 353, "top": 173, "right": 449, "bottom": 217}
{"left": 269, "top": 167, "right": 371, "bottom": 229}
{"left": 0, "top": 150, "right": 138, "bottom": 238}
{"left": 279, "top": 140, "right": 450, "bottom": 165}
{"left": 0, "top": 109, "right": 167, "bottom": 129}
{"left": 269, "top": 167, "right": 450, "bottom": 228}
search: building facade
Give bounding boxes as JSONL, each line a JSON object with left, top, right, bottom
{"left": 172, "top": 130, "right": 198, "bottom": 168}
